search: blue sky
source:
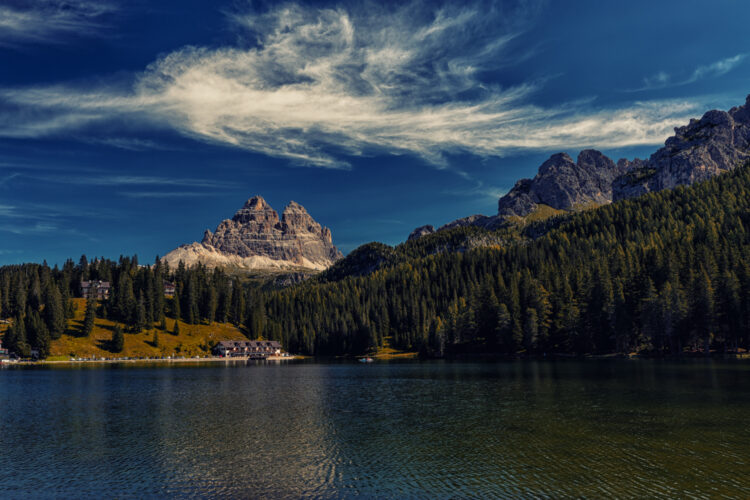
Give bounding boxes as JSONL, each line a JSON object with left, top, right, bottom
{"left": 0, "top": 0, "right": 749, "bottom": 265}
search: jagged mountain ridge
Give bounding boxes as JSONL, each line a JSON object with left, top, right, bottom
{"left": 408, "top": 94, "right": 750, "bottom": 239}
{"left": 163, "top": 196, "right": 343, "bottom": 271}
{"left": 614, "top": 96, "right": 750, "bottom": 200}
{"left": 497, "top": 149, "right": 631, "bottom": 218}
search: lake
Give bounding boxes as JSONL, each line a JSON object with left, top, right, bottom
{"left": 1, "top": 359, "right": 748, "bottom": 498}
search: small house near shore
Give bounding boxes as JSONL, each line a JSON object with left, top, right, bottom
{"left": 213, "top": 340, "right": 282, "bottom": 358}
{"left": 80, "top": 280, "right": 111, "bottom": 300}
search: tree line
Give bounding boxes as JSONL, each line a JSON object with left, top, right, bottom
{"left": 0, "top": 256, "right": 267, "bottom": 357}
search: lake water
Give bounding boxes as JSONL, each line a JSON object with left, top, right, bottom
{"left": 1, "top": 359, "right": 749, "bottom": 498}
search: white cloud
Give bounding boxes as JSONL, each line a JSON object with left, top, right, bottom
{"left": 27, "top": 174, "right": 234, "bottom": 189}
{"left": 687, "top": 54, "right": 747, "bottom": 83}
{"left": 0, "top": 221, "right": 58, "bottom": 235}
{"left": 0, "top": 173, "right": 20, "bottom": 187}
{"left": 0, "top": 1, "right": 116, "bottom": 46}
{"left": 0, "top": 2, "right": 708, "bottom": 168}
{"left": 638, "top": 54, "right": 747, "bottom": 91}
{"left": 118, "top": 191, "right": 223, "bottom": 198}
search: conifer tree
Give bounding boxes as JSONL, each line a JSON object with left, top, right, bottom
{"left": 82, "top": 294, "right": 96, "bottom": 337}
{"left": 172, "top": 292, "right": 181, "bottom": 322}
{"left": 112, "top": 324, "right": 124, "bottom": 353}
{"left": 43, "top": 285, "right": 66, "bottom": 339}
{"left": 229, "top": 283, "right": 245, "bottom": 326}
{"left": 27, "top": 309, "right": 50, "bottom": 359}
{"left": 135, "top": 292, "right": 146, "bottom": 333}
{"left": 523, "top": 308, "right": 539, "bottom": 352}
{"left": 8, "top": 315, "right": 30, "bottom": 357}
{"left": 496, "top": 303, "right": 512, "bottom": 349}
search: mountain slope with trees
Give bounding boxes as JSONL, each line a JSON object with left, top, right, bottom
{"left": 263, "top": 161, "right": 750, "bottom": 357}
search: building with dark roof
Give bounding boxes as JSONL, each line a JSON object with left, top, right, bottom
{"left": 80, "top": 280, "right": 111, "bottom": 300}
{"left": 213, "top": 340, "right": 283, "bottom": 357}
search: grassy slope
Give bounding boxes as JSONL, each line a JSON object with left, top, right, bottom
{"left": 372, "top": 336, "right": 418, "bottom": 359}
{"left": 48, "top": 298, "right": 248, "bottom": 360}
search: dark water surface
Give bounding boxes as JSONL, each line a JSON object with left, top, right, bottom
{"left": 1, "top": 359, "right": 749, "bottom": 499}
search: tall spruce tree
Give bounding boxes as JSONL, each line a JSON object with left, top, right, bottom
{"left": 43, "top": 284, "right": 66, "bottom": 339}
{"left": 82, "top": 294, "right": 96, "bottom": 338}
{"left": 111, "top": 324, "right": 124, "bottom": 353}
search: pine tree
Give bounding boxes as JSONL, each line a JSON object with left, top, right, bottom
{"left": 523, "top": 308, "right": 539, "bottom": 352}
{"left": 206, "top": 286, "right": 218, "bottom": 324}
{"left": 495, "top": 303, "right": 512, "bottom": 349}
{"left": 43, "top": 285, "right": 66, "bottom": 339}
{"left": 172, "top": 292, "right": 181, "bottom": 322}
{"left": 114, "top": 273, "right": 136, "bottom": 325}
{"left": 230, "top": 282, "right": 245, "bottom": 325}
{"left": 27, "top": 310, "right": 51, "bottom": 359}
{"left": 82, "top": 294, "right": 96, "bottom": 337}
{"left": 111, "top": 324, "right": 124, "bottom": 353}
{"left": 245, "top": 293, "right": 266, "bottom": 338}
{"left": 134, "top": 291, "right": 146, "bottom": 333}
{"left": 172, "top": 320, "right": 180, "bottom": 336}
{"left": 8, "top": 315, "right": 30, "bottom": 357}
{"left": 152, "top": 329, "right": 159, "bottom": 348}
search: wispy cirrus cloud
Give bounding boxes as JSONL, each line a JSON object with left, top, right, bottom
{"left": 0, "top": 0, "right": 117, "bottom": 46}
{"left": 118, "top": 191, "right": 224, "bottom": 198}
{"left": 637, "top": 54, "right": 747, "bottom": 91}
{"left": 0, "top": 1, "right": 706, "bottom": 168}
{"left": 0, "top": 173, "right": 21, "bottom": 187}
{"left": 0, "top": 202, "right": 106, "bottom": 240}
{"left": 25, "top": 173, "right": 234, "bottom": 189}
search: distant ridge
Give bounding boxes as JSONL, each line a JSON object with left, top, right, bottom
{"left": 163, "top": 196, "right": 343, "bottom": 271}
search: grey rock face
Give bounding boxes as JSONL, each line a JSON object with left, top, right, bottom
{"left": 613, "top": 94, "right": 750, "bottom": 200}
{"left": 497, "top": 149, "right": 629, "bottom": 217}
{"left": 437, "top": 214, "right": 506, "bottom": 232}
{"left": 408, "top": 225, "right": 435, "bottom": 240}
{"left": 408, "top": 94, "right": 750, "bottom": 240}
{"left": 169, "top": 195, "right": 343, "bottom": 270}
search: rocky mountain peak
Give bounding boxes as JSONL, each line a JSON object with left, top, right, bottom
{"left": 613, "top": 93, "right": 750, "bottom": 200}
{"left": 282, "top": 201, "right": 328, "bottom": 239}
{"left": 407, "top": 94, "right": 750, "bottom": 241}
{"left": 497, "top": 148, "right": 627, "bottom": 217}
{"left": 232, "top": 195, "right": 279, "bottom": 225}
{"left": 165, "top": 196, "right": 343, "bottom": 271}
{"left": 408, "top": 225, "right": 436, "bottom": 241}
{"left": 244, "top": 195, "right": 267, "bottom": 208}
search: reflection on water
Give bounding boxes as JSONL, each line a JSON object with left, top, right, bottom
{"left": 1, "top": 360, "right": 749, "bottom": 498}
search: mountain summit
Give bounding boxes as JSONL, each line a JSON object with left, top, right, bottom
{"left": 163, "top": 196, "right": 343, "bottom": 271}
{"left": 408, "top": 94, "right": 750, "bottom": 239}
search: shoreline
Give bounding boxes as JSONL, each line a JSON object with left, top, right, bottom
{"left": 2, "top": 355, "right": 301, "bottom": 366}
{"left": 4, "top": 352, "right": 749, "bottom": 367}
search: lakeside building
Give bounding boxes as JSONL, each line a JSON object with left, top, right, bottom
{"left": 163, "top": 281, "right": 176, "bottom": 297}
{"left": 213, "top": 340, "right": 283, "bottom": 358}
{"left": 80, "top": 280, "right": 111, "bottom": 300}
{"left": 0, "top": 338, "right": 8, "bottom": 360}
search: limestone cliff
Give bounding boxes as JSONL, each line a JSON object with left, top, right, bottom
{"left": 164, "top": 196, "right": 343, "bottom": 271}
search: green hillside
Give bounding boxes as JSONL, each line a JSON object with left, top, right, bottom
{"left": 265, "top": 162, "right": 750, "bottom": 357}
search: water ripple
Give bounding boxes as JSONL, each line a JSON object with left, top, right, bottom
{"left": 1, "top": 360, "right": 749, "bottom": 498}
